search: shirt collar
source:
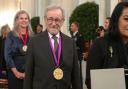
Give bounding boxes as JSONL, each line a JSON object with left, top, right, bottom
{"left": 73, "top": 31, "right": 78, "bottom": 36}
{"left": 48, "top": 32, "right": 60, "bottom": 39}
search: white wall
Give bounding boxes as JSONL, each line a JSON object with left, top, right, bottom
{"left": 0, "top": 0, "right": 18, "bottom": 28}
{"left": 99, "top": 0, "right": 105, "bottom": 26}
{"left": 110, "top": 0, "right": 119, "bottom": 15}
{"left": 21, "top": 0, "right": 36, "bottom": 18}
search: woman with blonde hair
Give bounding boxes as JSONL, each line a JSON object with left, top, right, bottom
{"left": 4, "top": 10, "right": 33, "bottom": 89}
{"left": 0, "top": 24, "right": 10, "bottom": 79}
{"left": 1, "top": 24, "right": 10, "bottom": 38}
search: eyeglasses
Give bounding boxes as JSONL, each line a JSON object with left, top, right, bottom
{"left": 46, "top": 17, "right": 63, "bottom": 23}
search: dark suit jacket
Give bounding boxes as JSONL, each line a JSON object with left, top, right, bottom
{"left": 0, "top": 36, "right": 6, "bottom": 70}
{"left": 0, "top": 37, "right": 8, "bottom": 79}
{"left": 24, "top": 31, "right": 81, "bottom": 89}
{"left": 72, "top": 32, "right": 85, "bottom": 61}
{"left": 85, "top": 37, "right": 128, "bottom": 89}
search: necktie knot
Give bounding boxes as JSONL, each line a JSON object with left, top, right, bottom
{"left": 52, "top": 35, "right": 58, "bottom": 52}
{"left": 52, "top": 35, "right": 57, "bottom": 41}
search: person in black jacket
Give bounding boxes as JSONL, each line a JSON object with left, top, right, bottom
{"left": 85, "top": 2, "right": 128, "bottom": 89}
{"left": 24, "top": 5, "right": 82, "bottom": 89}
{"left": 70, "top": 21, "right": 85, "bottom": 89}
{"left": 70, "top": 22, "right": 85, "bottom": 61}
{"left": 0, "top": 24, "right": 10, "bottom": 79}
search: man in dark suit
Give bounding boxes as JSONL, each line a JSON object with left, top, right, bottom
{"left": 24, "top": 5, "right": 82, "bottom": 89}
{"left": 70, "top": 22, "right": 85, "bottom": 89}
{"left": 70, "top": 22, "right": 85, "bottom": 61}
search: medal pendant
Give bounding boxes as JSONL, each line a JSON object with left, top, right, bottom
{"left": 22, "top": 45, "right": 28, "bottom": 52}
{"left": 53, "top": 68, "right": 63, "bottom": 80}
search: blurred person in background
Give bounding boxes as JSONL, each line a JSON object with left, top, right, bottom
{"left": 0, "top": 24, "right": 11, "bottom": 79}
{"left": 104, "top": 17, "right": 110, "bottom": 31}
{"left": 70, "top": 21, "right": 85, "bottom": 89}
{"left": 35, "top": 24, "right": 43, "bottom": 34}
{"left": 96, "top": 26, "right": 105, "bottom": 38}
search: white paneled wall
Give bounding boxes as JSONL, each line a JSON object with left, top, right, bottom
{"left": 110, "top": 0, "right": 119, "bottom": 15}
{"left": 0, "top": 0, "right": 18, "bottom": 28}
{"left": 99, "top": 0, "right": 106, "bottom": 26}
{"left": 21, "top": 0, "right": 36, "bottom": 18}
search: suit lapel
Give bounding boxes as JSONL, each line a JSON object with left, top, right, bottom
{"left": 41, "top": 31, "right": 68, "bottom": 67}
{"left": 42, "top": 31, "right": 55, "bottom": 66}
{"left": 61, "top": 33, "right": 67, "bottom": 64}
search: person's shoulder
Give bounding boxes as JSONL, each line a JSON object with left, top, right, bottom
{"left": 7, "top": 31, "right": 13, "bottom": 36}
{"left": 7, "top": 31, "right": 15, "bottom": 38}
{"left": 94, "top": 37, "right": 105, "bottom": 42}
{"left": 76, "top": 32, "right": 81, "bottom": 36}
{"left": 30, "top": 31, "right": 46, "bottom": 41}
{"left": 76, "top": 32, "right": 84, "bottom": 38}
{"left": 61, "top": 32, "right": 72, "bottom": 40}
{"left": 92, "top": 37, "right": 108, "bottom": 47}
{"left": 61, "top": 32, "right": 70, "bottom": 38}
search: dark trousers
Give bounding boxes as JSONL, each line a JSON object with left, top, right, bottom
{"left": 79, "top": 60, "right": 83, "bottom": 89}
{"left": 8, "top": 70, "right": 23, "bottom": 89}
{"left": 125, "top": 75, "right": 128, "bottom": 89}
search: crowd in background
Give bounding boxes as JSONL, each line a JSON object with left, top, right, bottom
{"left": 1, "top": 1, "right": 128, "bottom": 89}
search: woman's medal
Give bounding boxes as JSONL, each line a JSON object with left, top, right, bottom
{"left": 19, "top": 31, "right": 28, "bottom": 52}
{"left": 22, "top": 45, "right": 28, "bottom": 52}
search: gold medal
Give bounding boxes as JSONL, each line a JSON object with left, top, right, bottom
{"left": 22, "top": 45, "right": 28, "bottom": 52}
{"left": 53, "top": 68, "right": 63, "bottom": 80}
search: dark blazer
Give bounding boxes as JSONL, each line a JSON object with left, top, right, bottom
{"left": 4, "top": 31, "right": 30, "bottom": 89}
{"left": 0, "top": 36, "right": 6, "bottom": 70}
{"left": 5, "top": 32, "right": 29, "bottom": 72}
{"left": 0, "top": 37, "right": 7, "bottom": 79}
{"left": 72, "top": 32, "right": 85, "bottom": 61}
{"left": 85, "top": 37, "right": 128, "bottom": 89}
{"left": 24, "top": 31, "right": 82, "bottom": 89}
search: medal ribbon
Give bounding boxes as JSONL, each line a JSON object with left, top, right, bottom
{"left": 49, "top": 35, "right": 62, "bottom": 67}
{"left": 19, "top": 31, "right": 28, "bottom": 45}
